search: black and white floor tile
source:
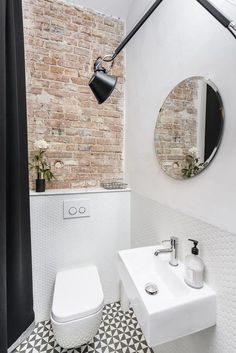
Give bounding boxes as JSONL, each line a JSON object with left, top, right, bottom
{"left": 15, "top": 302, "right": 153, "bottom": 353}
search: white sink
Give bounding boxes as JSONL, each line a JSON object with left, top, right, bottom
{"left": 118, "top": 246, "right": 216, "bottom": 347}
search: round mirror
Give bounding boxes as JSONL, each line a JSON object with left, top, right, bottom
{"left": 154, "top": 77, "right": 224, "bottom": 180}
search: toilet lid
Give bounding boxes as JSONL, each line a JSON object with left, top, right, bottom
{"left": 51, "top": 266, "right": 104, "bottom": 323}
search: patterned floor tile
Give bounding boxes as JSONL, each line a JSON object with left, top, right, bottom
{"left": 14, "top": 302, "right": 153, "bottom": 353}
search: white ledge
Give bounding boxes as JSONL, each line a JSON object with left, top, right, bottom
{"left": 30, "top": 187, "right": 131, "bottom": 197}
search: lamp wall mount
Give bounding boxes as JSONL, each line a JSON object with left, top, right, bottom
{"left": 229, "top": 21, "right": 236, "bottom": 36}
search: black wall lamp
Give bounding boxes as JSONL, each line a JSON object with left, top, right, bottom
{"left": 89, "top": 0, "right": 236, "bottom": 104}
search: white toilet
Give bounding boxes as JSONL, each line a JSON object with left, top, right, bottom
{"left": 51, "top": 265, "right": 104, "bottom": 349}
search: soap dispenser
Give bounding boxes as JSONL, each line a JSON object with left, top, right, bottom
{"left": 184, "top": 239, "right": 204, "bottom": 289}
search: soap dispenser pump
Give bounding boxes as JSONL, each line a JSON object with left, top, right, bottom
{"left": 184, "top": 239, "right": 204, "bottom": 289}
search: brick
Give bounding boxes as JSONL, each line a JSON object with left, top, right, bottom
{"left": 42, "top": 72, "right": 70, "bottom": 82}
{"left": 23, "top": 0, "right": 124, "bottom": 190}
{"left": 50, "top": 66, "right": 64, "bottom": 74}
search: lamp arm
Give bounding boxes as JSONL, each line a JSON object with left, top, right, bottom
{"left": 89, "top": 0, "right": 236, "bottom": 104}
{"left": 111, "top": 0, "right": 164, "bottom": 60}
{"left": 196, "top": 0, "right": 236, "bottom": 38}
{"left": 102, "top": 0, "right": 236, "bottom": 64}
{"left": 197, "top": 0, "right": 231, "bottom": 27}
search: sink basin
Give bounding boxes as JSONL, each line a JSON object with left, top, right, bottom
{"left": 118, "top": 246, "right": 216, "bottom": 347}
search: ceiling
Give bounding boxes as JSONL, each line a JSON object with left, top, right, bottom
{"left": 63, "top": 0, "right": 134, "bottom": 19}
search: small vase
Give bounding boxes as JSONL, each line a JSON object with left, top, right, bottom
{"left": 36, "top": 178, "right": 45, "bottom": 192}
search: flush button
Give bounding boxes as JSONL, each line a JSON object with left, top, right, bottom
{"left": 69, "top": 207, "right": 77, "bottom": 216}
{"left": 64, "top": 199, "right": 90, "bottom": 219}
{"left": 79, "top": 207, "right": 86, "bottom": 214}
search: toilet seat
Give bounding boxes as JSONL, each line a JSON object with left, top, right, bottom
{"left": 51, "top": 265, "right": 104, "bottom": 324}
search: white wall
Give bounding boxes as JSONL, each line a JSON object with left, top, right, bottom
{"left": 30, "top": 189, "right": 130, "bottom": 322}
{"left": 125, "top": 1, "right": 236, "bottom": 352}
{"left": 125, "top": 0, "right": 236, "bottom": 235}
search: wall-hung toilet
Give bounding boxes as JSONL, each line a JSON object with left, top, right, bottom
{"left": 51, "top": 265, "right": 104, "bottom": 349}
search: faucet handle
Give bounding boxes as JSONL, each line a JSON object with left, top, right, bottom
{"left": 161, "top": 239, "right": 171, "bottom": 244}
{"left": 162, "top": 237, "right": 179, "bottom": 246}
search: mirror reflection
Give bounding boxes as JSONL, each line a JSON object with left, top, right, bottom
{"left": 154, "top": 77, "right": 224, "bottom": 180}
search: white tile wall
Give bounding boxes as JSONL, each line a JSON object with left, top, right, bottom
{"left": 131, "top": 192, "right": 236, "bottom": 353}
{"left": 30, "top": 190, "right": 130, "bottom": 322}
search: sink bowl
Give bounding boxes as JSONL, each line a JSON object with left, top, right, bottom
{"left": 118, "top": 246, "right": 216, "bottom": 347}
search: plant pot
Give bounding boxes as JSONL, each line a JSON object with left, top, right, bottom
{"left": 35, "top": 178, "right": 45, "bottom": 192}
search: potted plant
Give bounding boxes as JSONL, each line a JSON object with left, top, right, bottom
{"left": 29, "top": 139, "right": 55, "bottom": 192}
{"left": 181, "top": 147, "right": 205, "bottom": 178}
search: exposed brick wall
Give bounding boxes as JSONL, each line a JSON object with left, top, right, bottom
{"left": 155, "top": 78, "right": 198, "bottom": 178}
{"left": 22, "top": 0, "right": 124, "bottom": 189}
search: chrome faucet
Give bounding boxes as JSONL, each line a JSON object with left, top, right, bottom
{"left": 154, "top": 236, "right": 179, "bottom": 266}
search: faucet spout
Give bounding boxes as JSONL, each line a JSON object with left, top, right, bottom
{"left": 154, "top": 248, "right": 172, "bottom": 256}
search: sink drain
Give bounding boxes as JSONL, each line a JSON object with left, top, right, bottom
{"left": 145, "top": 283, "right": 159, "bottom": 296}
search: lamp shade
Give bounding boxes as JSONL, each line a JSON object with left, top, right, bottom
{"left": 89, "top": 70, "right": 117, "bottom": 104}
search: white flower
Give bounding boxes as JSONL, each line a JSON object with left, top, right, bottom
{"left": 34, "top": 139, "right": 49, "bottom": 150}
{"left": 188, "top": 147, "right": 198, "bottom": 158}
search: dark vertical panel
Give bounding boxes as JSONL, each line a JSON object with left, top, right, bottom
{"left": 0, "top": 0, "right": 7, "bottom": 351}
{"left": 0, "top": 0, "right": 34, "bottom": 350}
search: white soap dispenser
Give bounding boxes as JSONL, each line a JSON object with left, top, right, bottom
{"left": 184, "top": 239, "right": 204, "bottom": 289}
